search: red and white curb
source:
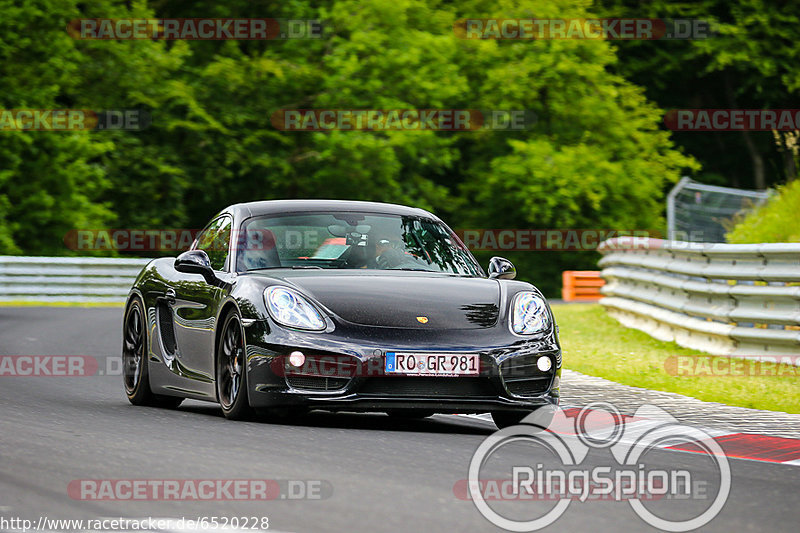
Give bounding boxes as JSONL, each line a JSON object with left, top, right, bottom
{"left": 455, "top": 409, "right": 800, "bottom": 466}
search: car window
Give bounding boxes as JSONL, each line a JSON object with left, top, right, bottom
{"left": 194, "top": 216, "right": 232, "bottom": 271}
{"left": 239, "top": 212, "right": 483, "bottom": 276}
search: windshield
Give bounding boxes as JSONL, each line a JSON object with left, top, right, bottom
{"left": 236, "top": 212, "right": 483, "bottom": 276}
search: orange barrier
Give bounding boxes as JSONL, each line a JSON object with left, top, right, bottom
{"left": 561, "top": 271, "right": 605, "bottom": 301}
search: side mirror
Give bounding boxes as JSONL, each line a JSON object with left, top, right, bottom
{"left": 488, "top": 256, "right": 516, "bottom": 280}
{"left": 175, "top": 250, "right": 218, "bottom": 285}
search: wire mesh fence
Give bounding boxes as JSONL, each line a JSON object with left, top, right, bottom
{"left": 666, "top": 177, "right": 772, "bottom": 242}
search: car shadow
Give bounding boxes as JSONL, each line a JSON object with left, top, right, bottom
{"left": 176, "top": 402, "right": 496, "bottom": 435}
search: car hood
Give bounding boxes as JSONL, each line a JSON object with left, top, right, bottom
{"left": 267, "top": 271, "right": 502, "bottom": 330}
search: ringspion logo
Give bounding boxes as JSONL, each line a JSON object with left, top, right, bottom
{"left": 466, "top": 403, "right": 730, "bottom": 531}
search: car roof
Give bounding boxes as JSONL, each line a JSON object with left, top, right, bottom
{"left": 223, "top": 199, "right": 437, "bottom": 221}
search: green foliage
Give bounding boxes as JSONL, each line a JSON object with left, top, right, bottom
{"left": 594, "top": 0, "right": 800, "bottom": 188}
{"left": 0, "top": 0, "right": 184, "bottom": 254}
{"left": 727, "top": 179, "right": 800, "bottom": 243}
{"left": 1, "top": 0, "right": 698, "bottom": 296}
{"left": 456, "top": 0, "right": 696, "bottom": 293}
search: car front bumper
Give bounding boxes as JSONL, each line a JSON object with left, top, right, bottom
{"left": 242, "top": 319, "right": 562, "bottom": 413}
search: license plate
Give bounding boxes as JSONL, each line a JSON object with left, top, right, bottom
{"left": 385, "top": 352, "right": 479, "bottom": 376}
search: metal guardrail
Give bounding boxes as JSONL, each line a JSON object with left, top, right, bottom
{"left": 0, "top": 256, "right": 149, "bottom": 303}
{"left": 3, "top": 249, "right": 798, "bottom": 361}
{"left": 598, "top": 238, "right": 800, "bottom": 358}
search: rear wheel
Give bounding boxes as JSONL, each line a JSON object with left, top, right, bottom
{"left": 123, "top": 297, "right": 183, "bottom": 408}
{"left": 216, "top": 310, "right": 252, "bottom": 420}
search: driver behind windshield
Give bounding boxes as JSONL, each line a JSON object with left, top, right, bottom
{"left": 373, "top": 235, "right": 406, "bottom": 269}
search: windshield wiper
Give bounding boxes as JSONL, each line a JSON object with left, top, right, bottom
{"left": 386, "top": 267, "right": 436, "bottom": 272}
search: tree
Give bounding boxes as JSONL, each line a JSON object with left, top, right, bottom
{"left": 595, "top": 0, "right": 800, "bottom": 189}
{"left": 453, "top": 0, "right": 696, "bottom": 294}
{"left": 0, "top": 0, "right": 189, "bottom": 254}
{"left": 2, "top": 0, "right": 698, "bottom": 297}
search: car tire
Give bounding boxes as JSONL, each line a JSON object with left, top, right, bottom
{"left": 491, "top": 407, "right": 553, "bottom": 430}
{"left": 123, "top": 296, "right": 184, "bottom": 409}
{"left": 216, "top": 309, "right": 253, "bottom": 420}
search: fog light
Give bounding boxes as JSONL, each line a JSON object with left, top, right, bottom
{"left": 536, "top": 356, "right": 552, "bottom": 372}
{"left": 289, "top": 351, "right": 305, "bottom": 367}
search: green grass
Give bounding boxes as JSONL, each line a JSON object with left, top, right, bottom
{"left": 551, "top": 304, "right": 800, "bottom": 414}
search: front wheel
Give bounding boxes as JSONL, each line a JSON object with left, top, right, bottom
{"left": 123, "top": 296, "right": 183, "bottom": 409}
{"left": 216, "top": 310, "right": 252, "bottom": 420}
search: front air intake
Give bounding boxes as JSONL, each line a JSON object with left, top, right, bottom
{"left": 499, "top": 354, "right": 555, "bottom": 397}
{"left": 156, "top": 301, "right": 177, "bottom": 356}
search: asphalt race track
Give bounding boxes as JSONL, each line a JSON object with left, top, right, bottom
{"left": 0, "top": 307, "right": 798, "bottom": 532}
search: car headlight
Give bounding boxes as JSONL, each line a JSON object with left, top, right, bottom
{"left": 265, "top": 286, "right": 326, "bottom": 331}
{"left": 511, "top": 291, "right": 549, "bottom": 335}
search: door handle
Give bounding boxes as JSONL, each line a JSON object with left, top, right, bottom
{"left": 165, "top": 288, "right": 176, "bottom": 304}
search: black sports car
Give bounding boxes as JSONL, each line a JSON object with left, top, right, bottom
{"left": 123, "top": 200, "right": 561, "bottom": 428}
